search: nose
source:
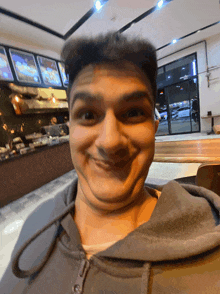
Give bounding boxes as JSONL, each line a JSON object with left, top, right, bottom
{"left": 95, "top": 111, "right": 128, "bottom": 157}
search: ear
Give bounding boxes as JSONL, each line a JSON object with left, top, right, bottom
{"left": 155, "top": 119, "right": 159, "bottom": 134}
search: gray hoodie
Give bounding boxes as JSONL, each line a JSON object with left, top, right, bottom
{"left": 1, "top": 178, "right": 220, "bottom": 294}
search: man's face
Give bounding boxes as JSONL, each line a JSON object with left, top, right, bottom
{"left": 69, "top": 62, "right": 159, "bottom": 212}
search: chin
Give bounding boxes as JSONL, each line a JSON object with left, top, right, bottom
{"left": 89, "top": 175, "right": 146, "bottom": 205}
{"left": 93, "top": 185, "right": 130, "bottom": 203}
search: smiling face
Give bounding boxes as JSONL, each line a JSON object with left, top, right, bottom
{"left": 69, "top": 62, "right": 159, "bottom": 212}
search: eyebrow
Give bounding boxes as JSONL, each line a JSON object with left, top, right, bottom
{"left": 70, "top": 90, "right": 153, "bottom": 110}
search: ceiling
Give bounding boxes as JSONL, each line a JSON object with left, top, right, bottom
{"left": 0, "top": 0, "right": 219, "bottom": 60}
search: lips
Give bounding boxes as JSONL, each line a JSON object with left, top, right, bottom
{"left": 92, "top": 157, "right": 132, "bottom": 170}
{"left": 92, "top": 159, "right": 113, "bottom": 171}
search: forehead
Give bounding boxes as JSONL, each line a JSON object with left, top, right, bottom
{"left": 69, "top": 62, "right": 154, "bottom": 107}
{"left": 72, "top": 62, "right": 152, "bottom": 88}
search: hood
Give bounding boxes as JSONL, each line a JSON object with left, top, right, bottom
{"left": 97, "top": 181, "right": 220, "bottom": 261}
{"left": 11, "top": 178, "right": 220, "bottom": 279}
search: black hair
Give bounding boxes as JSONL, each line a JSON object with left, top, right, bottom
{"left": 61, "top": 32, "right": 157, "bottom": 106}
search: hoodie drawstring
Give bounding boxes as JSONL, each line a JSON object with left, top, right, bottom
{"left": 12, "top": 201, "right": 76, "bottom": 278}
{"left": 141, "top": 262, "right": 151, "bottom": 294}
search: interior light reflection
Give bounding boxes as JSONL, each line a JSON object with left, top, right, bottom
{"left": 3, "top": 220, "right": 24, "bottom": 235}
{"left": 192, "top": 61, "right": 196, "bottom": 76}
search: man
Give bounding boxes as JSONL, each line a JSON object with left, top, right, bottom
{"left": 50, "top": 116, "right": 58, "bottom": 125}
{"left": 1, "top": 33, "right": 220, "bottom": 294}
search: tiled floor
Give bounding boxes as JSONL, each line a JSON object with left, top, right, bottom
{"left": 0, "top": 132, "right": 218, "bottom": 281}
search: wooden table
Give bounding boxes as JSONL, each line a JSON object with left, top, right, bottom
{"left": 154, "top": 138, "right": 220, "bottom": 163}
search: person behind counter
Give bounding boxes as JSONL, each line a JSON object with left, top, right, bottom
{"left": 50, "top": 116, "right": 58, "bottom": 125}
{"left": 1, "top": 32, "right": 220, "bottom": 294}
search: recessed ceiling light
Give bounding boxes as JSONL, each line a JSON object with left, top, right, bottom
{"left": 95, "top": 0, "right": 102, "bottom": 11}
{"left": 157, "top": 0, "right": 164, "bottom": 9}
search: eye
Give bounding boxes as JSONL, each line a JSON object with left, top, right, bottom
{"left": 75, "top": 109, "right": 99, "bottom": 125}
{"left": 125, "top": 109, "right": 145, "bottom": 118}
{"left": 121, "top": 108, "right": 149, "bottom": 124}
{"left": 122, "top": 108, "right": 146, "bottom": 120}
{"left": 80, "top": 111, "right": 95, "bottom": 120}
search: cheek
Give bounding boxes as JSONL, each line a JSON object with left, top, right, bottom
{"left": 131, "top": 124, "right": 155, "bottom": 147}
{"left": 134, "top": 126, "right": 155, "bottom": 169}
{"left": 69, "top": 126, "right": 82, "bottom": 153}
{"left": 69, "top": 127, "right": 87, "bottom": 170}
{"left": 69, "top": 126, "right": 94, "bottom": 153}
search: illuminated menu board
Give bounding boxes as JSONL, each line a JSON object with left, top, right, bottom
{"left": 9, "top": 49, "right": 40, "bottom": 84}
{"left": 0, "top": 47, "right": 14, "bottom": 81}
{"left": 37, "top": 56, "right": 62, "bottom": 87}
{"left": 58, "top": 62, "right": 69, "bottom": 87}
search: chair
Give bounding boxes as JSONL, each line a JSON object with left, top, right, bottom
{"left": 196, "top": 163, "right": 220, "bottom": 196}
{"left": 174, "top": 176, "right": 196, "bottom": 185}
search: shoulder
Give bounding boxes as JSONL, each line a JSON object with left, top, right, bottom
{"left": 13, "top": 179, "right": 77, "bottom": 252}
{"left": 152, "top": 246, "right": 220, "bottom": 293}
{"left": 0, "top": 181, "right": 76, "bottom": 293}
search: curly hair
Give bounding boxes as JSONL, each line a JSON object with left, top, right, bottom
{"left": 61, "top": 32, "right": 157, "bottom": 106}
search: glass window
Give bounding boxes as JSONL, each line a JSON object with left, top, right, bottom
{"left": 156, "top": 54, "right": 200, "bottom": 136}
{"left": 165, "top": 55, "right": 195, "bottom": 72}
{"left": 157, "top": 67, "right": 164, "bottom": 75}
{"left": 157, "top": 54, "right": 197, "bottom": 88}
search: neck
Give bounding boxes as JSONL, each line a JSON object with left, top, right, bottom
{"left": 73, "top": 187, "right": 158, "bottom": 246}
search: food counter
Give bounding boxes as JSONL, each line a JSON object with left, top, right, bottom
{"left": 0, "top": 137, "right": 74, "bottom": 208}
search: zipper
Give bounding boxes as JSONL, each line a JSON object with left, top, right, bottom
{"left": 72, "top": 259, "right": 90, "bottom": 294}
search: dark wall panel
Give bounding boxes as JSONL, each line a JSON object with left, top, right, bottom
{"left": 0, "top": 141, "right": 74, "bottom": 207}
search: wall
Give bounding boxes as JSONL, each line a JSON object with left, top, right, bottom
{"left": 0, "top": 24, "right": 63, "bottom": 60}
{"left": 158, "top": 32, "right": 220, "bottom": 133}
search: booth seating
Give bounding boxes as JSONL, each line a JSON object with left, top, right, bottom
{"left": 196, "top": 163, "right": 220, "bottom": 196}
